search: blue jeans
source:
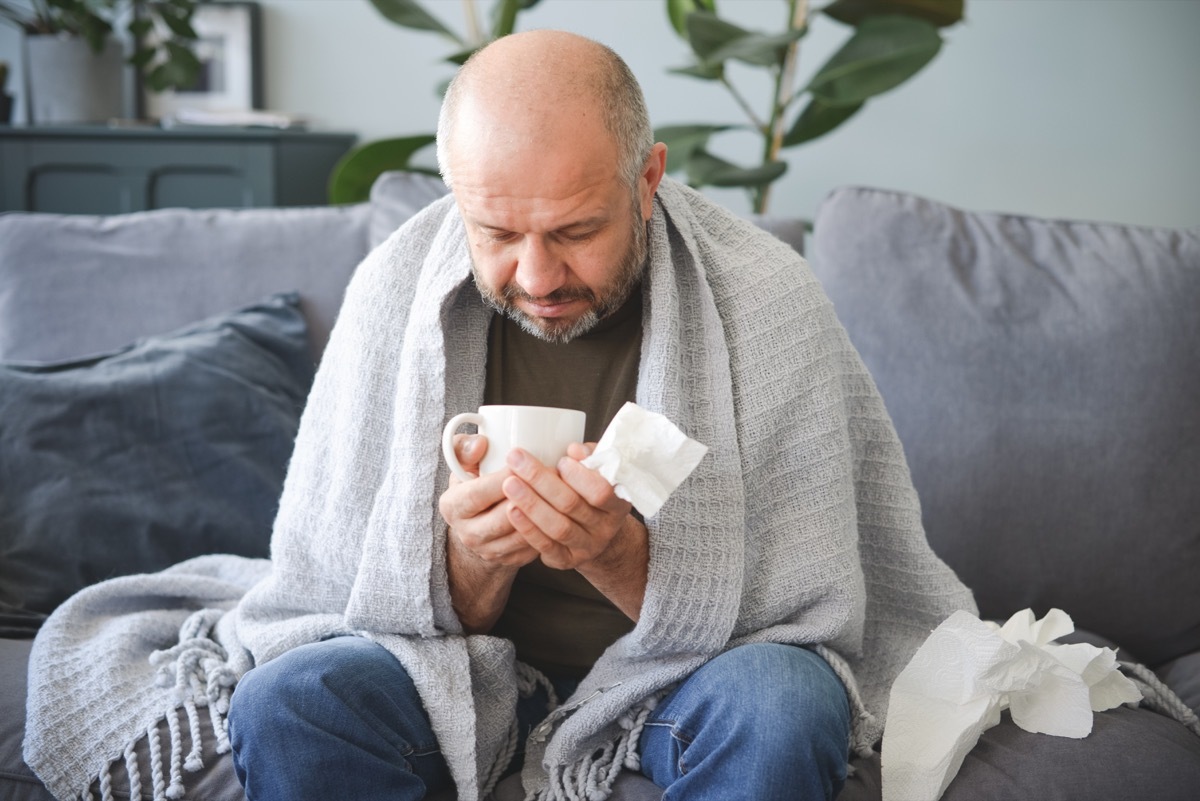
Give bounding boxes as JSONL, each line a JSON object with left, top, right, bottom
{"left": 228, "top": 638, "right": 850, "bottom": 800}
{"left": 639, "top": 643, "right": 851, "bottom": 800}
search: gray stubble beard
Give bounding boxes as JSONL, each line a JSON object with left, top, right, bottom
{"left": 473, "top": 204, "right": 649, "bottom": 344}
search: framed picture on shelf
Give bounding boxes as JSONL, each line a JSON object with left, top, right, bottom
{"left": 143, "top": 1, "right": 263, "bottom": 123}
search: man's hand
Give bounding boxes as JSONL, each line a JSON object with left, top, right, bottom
{"left": 438, "top": 434, "right": 538, "bottom": 633}
{"left": 501, "top": 443, "right": 649, "bottom": 620}
{"left": 440, "top": 435, "right": 540, "bottom": 566}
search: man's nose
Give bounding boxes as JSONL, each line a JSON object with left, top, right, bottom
{"left": 514, "top": 236, "right": 567, "bottom": 298}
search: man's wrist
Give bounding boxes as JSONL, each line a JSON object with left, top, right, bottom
{"left": 576, "top": 515, "right": 648, "bottom": 621}
{"left": 447, "top": 528, "right": 520, "bottom": 633}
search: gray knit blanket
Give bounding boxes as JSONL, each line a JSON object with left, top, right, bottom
{"left": 25, "top": 178, "right": 976, "bottom": 801}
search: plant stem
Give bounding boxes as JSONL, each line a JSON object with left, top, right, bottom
{"left": 462, "top": 0, "right": 482, "bottom": 46}
{"left": 755, "top": 0, "right": 808, "bottom": 214}
{"left": 721, "top": 74, "right": 768, "bottom": 135}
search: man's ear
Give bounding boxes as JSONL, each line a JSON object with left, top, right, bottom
{"left": 639, "top": 142, "right": 668, "bottom": 221}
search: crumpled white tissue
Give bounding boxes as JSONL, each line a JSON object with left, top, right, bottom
{"left": 580, "top": 402, "right": 708, "bottom": 517}
{"left": 882, "top": 608, "right": 1143, "bottom": 801}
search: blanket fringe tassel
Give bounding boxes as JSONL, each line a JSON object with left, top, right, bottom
{"left": 525, "top": 689, "right": 664, "bottom": 801}
{"left": 76, "top": 609, "right": 236, "bottom": 801}
{"left": 814, "top": 644, "right": 879, "bottom": 762}
{"left": 1121, "top": 661, "right": 1200, "bottom": 737}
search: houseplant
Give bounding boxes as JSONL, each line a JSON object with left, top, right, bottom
{"left": 327, "top": 0, "right": 541, "bottom": 204}
{"left": 0, "top": 0, "right": 200, "bottom": 123}
{"left": 659, "top": 0, "right": 965, "bottom": 212}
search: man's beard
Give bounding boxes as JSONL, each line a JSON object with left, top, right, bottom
{"left": 473, "top": 205, "right": 648, "bottom": 344}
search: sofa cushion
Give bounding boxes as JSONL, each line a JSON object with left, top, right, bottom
{"left": 1158, "top": 651, "right": 1200, "bottom": 719}
{"left": 0, "top": 203, "right": 372, "bottom": 363}
{"left": 838, "top": 707, "right": 1200, "bottom": 801}
{"left": 368, "top": 170, "right": 451, "bottom": 248}
{"left": 0, "top": 295, "right": 313, "bottom": 636}
{"left": 0, "top": 637, "right": 243, "bottom": 801}
{"left": 809, "top": 186, "right": 1200, "bottom": 667}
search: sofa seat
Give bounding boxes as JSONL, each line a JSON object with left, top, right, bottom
{"left": 2, "top": 175, "right": 1198, "bottom": 800}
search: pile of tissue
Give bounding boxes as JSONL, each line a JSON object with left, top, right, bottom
{"left": 882, "top": 608, "right": 1143, "bottom": 801}
{"left": 580, "top": 402, "right": 708, "bottom": 517}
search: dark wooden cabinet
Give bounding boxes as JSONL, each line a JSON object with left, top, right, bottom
{"left": 0, "top": 126, "right": 357, "bottom": 213}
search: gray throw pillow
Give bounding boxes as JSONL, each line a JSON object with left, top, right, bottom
{"left": 0, "top": 294, "right": 313, "bottom": 636}
{"left": 0, "top": 204, "right": 371, "bottom": 363}
{"left": 808, "top": 186, "right": 1200, "bottom": 668}
{"left": 368, "top": 170, "right": 450, "bottom": 248}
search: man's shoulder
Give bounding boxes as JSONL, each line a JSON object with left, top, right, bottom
{"left": 369, "top": 193, "right": 468, "bottom": 274}
{"left": 656, "top": 178, "right": 809, "bottom": 287}
{"left": 656, "top": 177, "right": 804, "bottom": 260}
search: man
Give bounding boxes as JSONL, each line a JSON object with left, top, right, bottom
{"left": 223, "top": 30, "right": 973, "bottom": 801}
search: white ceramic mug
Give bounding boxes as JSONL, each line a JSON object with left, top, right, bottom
{"left": 441, "top": 405, "right": 586, "bottom": 481}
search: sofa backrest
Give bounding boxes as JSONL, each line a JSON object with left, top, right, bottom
{"left": 808, "top": 186, "right": 1200, "bottom": 667}
{"left": 0, "top": 203, "right": 373, "bottom": 363}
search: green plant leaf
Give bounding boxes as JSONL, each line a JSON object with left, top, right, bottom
{"left": 823, "top": 0, "right": 964, "bottom": 28}
{"left": 369, "top": 0, "right": 463, "bottom": 45}
{"left": 128, "top": 45, "right": 155, "bottom": 69}
{"left": 686, "top": 12, "right": 804, "bottom": 68}
{"left": 782, "top": 97, "right": 863, "bottom": 146}
{"left": 127, "top": 17, "right": 153, "bottom": 39}
{"left": 490, "top": 0, "right": 518, "bottom": 38}
{"left": 77, "top": 13, "right": 112, "bottom": 52}
{"left": 667, "top": 62, "right": 724, "bottom": 81}
{"left": 654, "top": 124, "right": 735, "bottom": 173}
{"left": 445, "top": 46, "right": 477, "bottom": 66}
{"left": 666, "top": 0, "right": 717, "bottom": 37}
{"left": 144, "top": 43, "right": 201, "bottom": 92}
{"left": 806, "top": 15, "right": 941, "bottom": 106}
{"left": 685, "top": 149, "right": 787, "bottom": 188}
{"left": 327, "top": 135, "right": 439, "bottom": 205}
{"left": 156, "top": 3, "right": 196, "bottom": 39}
{"left": 489, "top": 0, "right": 540, "bottom": 38}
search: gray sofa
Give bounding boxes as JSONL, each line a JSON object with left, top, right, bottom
{"left": 2, "top": 172, "right": 1198, "bottom": 801}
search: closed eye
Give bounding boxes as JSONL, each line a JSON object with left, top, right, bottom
{"left": 480, "top": 227, "right": 519, "bottom": 244}
{"left": 557, "top": 229, "right": 599, "bottom": 243}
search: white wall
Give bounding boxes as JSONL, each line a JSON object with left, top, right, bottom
{"left": 3, "top": 0, "right": 1198, "bottom": 227}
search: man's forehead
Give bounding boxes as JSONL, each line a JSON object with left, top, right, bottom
{"left": 456, "top": 187, "right": 616, "bottom": 234}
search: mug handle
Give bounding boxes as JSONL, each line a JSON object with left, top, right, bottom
{"left": 442, "top": 412, "right": 486, "bottom": 481}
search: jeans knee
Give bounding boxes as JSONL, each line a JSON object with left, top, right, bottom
{"left": 229, "top": 636, "right": 414, "bottom": 738}
{"left": 683, "top": 644, "right": 850, "bottom": 749}
{"left": 640, "top": 644, "right": 852, "bottom": 799}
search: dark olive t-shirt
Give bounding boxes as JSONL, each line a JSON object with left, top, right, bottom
{"left": 484, "top": 290, "right": 642, "bottom": 678}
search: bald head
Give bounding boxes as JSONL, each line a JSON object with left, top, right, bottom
{"left": 436, "top": 30, "right": 653, "bottom": 191}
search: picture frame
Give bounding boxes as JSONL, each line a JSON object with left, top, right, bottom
{"left": 143, "top": 1, "right": 263, "bottom": 122}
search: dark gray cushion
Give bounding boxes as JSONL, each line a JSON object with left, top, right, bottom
{"left": 0, "top": 637, "right": 244, "bottom": 801}
{"left": 0, "top": 203, "right": 371, "bottom": 363}
{"left": 1159, "top": 651, "right": 1200, "bottom": 719}
{"left": 486, "top": 773, "right": 661, "bottom": 801}
{"left": 0, "top": 295, "right": 313, "bottom": 636}
{"left": 0, "top": 639, "right": 54, "bottom": 801}
{"left": 838, "top": 708, "right": 1200, "bottom": 801}
{"left": 809, "top": 186, "right": 1200, "bottom": 668}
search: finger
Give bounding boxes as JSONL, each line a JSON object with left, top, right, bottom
{"left": 453, "top": 433, "right": 489, "bottom": 470}
{"left": 556, "top": 456, "right": 630, "bottom": 515}
{"left": 440, "top": 468, "right": 510, "bottom": 522}
{"left": 504, "top": 450, "right": 598, "bottom": 533}
{"left": 471, "top": 527, "right": 540, "bottom": 566}
{"left": 507, "top": 504, "right": 572, "bottom": 567}
{"left": 565, "top": 442, "right": 596, "bottom": 460}
{"left": 446, "top": 496, "right": 514, "bottom": 546}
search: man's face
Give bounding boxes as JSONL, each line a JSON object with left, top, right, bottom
{"left": 468, "top": 191, "right": 647, "bottom": 343}
{"left": 450, "top": 128, "right": 654, "bottom": 343}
